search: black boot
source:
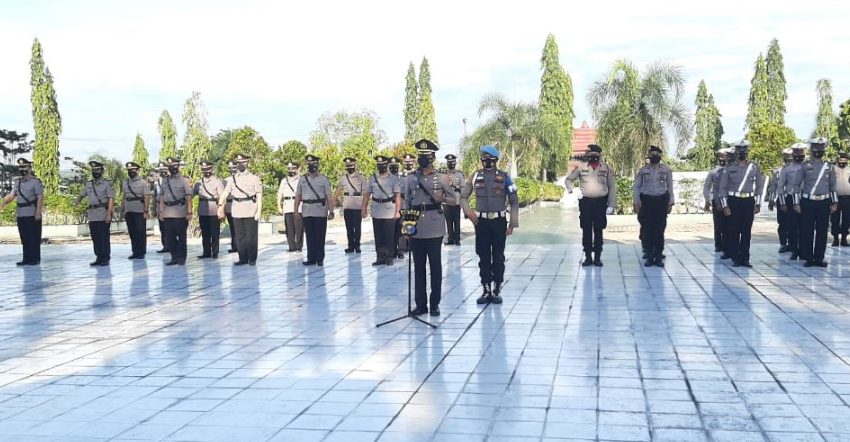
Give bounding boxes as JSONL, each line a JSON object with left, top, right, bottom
{"left": 593, "top": 251, "right": 603, "bottom": 267}
{"left": 492, "top": 283, "right": 503, "bottom": 304}
{"left": 842, "top": 235, "right": 849, "bottom": 247}
{"left": 476, "top": 283, "right": 493, "bottom": 305}
{"left": 582, "top": 252, "right": 593, "bottom": 267}
{"left": 832, "top": 236, "right": 839, "bottom": 247}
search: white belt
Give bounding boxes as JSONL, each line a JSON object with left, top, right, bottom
{"left": 802, "top": 194, "right": 829, "bottom": 201}
{"left": 478, "top": 211, "right": 506, "bottom": 219}
{"left": 728, "top": 192, "right": 753, "bottom": 198}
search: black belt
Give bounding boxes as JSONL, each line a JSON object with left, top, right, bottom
{"left": 233, "top": 196, "right": 256, "bottom": 202}
{"left": 164, "top": 200, "right": 186, "bottom": 206}
{"left": 372, "top": 197, "right": 393, "bottom": 203}
{"left": 303, "top": 199, "right": 324, "bottom": 205}
{"left": 89, "top": 203, "right": 107, "bottom": 209}
{"left": 418, "top": 203, "right": 442, "bottom": 211}
{"left": 17, "top": 201, "right": 35, "bottom": 208}
{"left": 344, "top": 192, "right": 362, "bottom": 196}
{"left": 125, "top": 197, "right": 143, "bottom": 202}
{"left": 282, "top": 196, "right": 294, "bottom": 200}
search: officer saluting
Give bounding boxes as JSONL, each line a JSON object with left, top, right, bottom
{"left": 703, "top": 149, "right": 729, "bottom": 255}
{"left": 76, "top": 160, "right": 115, "bottom": 266}
{"left": 633, "top": 146, "right": 674, "bottom": 267}
{"left": 830, "top": 152, "right": 850, "bottom": 247}
{"left": 277, "top": 162, "right": 304, "bottom": 252}
{"left": 389, "top": 157, "right": 405, "bottom": 259}
{"left": 792, "top": 138, "right": 838, "bottom": 267}
{"left": 195, "top": 160, "right": 224, "bottom": 259}
{"left": 564, "top": 144, "right": 616, "bottom": 267}
{"left": 158, "top": 157, "right": 192, "bottom": 266}
{"left": 443, "top": 154, "right": 464, "bottom": 245}
{"left": 294, "top": 154, "right": 334, "bottom": 266}
{"left": 335, "top": 157, "right": 365, "bottom": 254}
{"left": 719, "top": 140, "right": 764, "bottom": 268}
{"left": 121, "top": 161, "right": 152, "bottom": 259}
{"left": 0, "top": 158, "right": 44, "bottom": 265}
{"left": 461, "top": 145, "right": 519, "bottom": 304}
{"left": 766, "top": 148, "right": 793, "bottom": 252}
{"left": 776, "top": 144, "right": 806, "bottom": 260}
{"left": 406, "top": 139, "right": 455, "bottom": 316}
{"left": 224, "top": 160, "right": 238, "bottom": 254}
{"left": 217, "top": 154, "right": 262, "bottom": 266}
{"left": 363, "top": 155, "right": 401, "bottom": 266}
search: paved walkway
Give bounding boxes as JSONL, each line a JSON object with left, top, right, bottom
{"left": 2, "top": 207, "right": 850, "bottom": 441}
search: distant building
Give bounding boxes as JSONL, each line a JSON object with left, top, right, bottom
{"left": 571, "top": 121, "right": 597, "bottom": 155}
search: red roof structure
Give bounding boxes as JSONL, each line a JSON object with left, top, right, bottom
{"left": 571, "top": 121, "right": 597, "bottom": 155}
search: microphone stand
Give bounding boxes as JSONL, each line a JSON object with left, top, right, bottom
{"left": 376, "top": 235, "right": 437, "bottom": 329}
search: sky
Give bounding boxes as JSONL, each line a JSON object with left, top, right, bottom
{"left": 1, "top": 0, "right": 849, "bottom": 165}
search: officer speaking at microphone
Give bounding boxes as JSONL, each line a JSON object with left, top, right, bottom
{"left": 564, "top": 144, "right": 616, "bottom": 267}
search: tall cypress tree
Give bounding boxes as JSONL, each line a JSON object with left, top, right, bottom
{"left": 29, "top": 38, "right": 62, "bottom": 194}
{"left": 404, "top": 63, "right": 419, "bottom": 144}
{"left": 838, "top": 98, "right": 850, "bottom": 147}
{"left": 180, "top": 91, "right": 212, "bottom": 179}
{"left": 416, "top": 57, "right": 438, "bottom": 143}
{"left": 813, "top": 79, "right": 839, "bottom": 155}
{"left": 692, "top": 80, "right": 721, "bottom": 169}
{"left": 745, "top": 54, "right": 769, "bottom": 130}
{"left": 131, "top": 133, "right": 149, "bottom": 168}
{"left": 157, "top": 110, "right": 178, "bottom": 162}
{"left": 765, "top": 39, "right": 787, "bottom": 126}
{"left": 538, "top": 34, "right": 574, "bottom": 179}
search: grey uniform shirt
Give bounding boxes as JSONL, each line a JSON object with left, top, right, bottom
{"left": 835, "top": 166, "right": 850, "bottom": 196}
{"left": 159, "top": 174, "right": 193, "bottom": 219}
{"left": 718, "top": 161, "right": 764, "bottom": 208}
{"left": 766, "top": 168, "right": 781, "bottom": 203}
{"left": 194, "top": 176, "right": 225, "bottom": 217}
{"left": 224, "top": 172, "right": 262, "bottom": 219}
{"left": 702, "top": 167, "right": 720, "bottom": 206}
{"left": 122, "top": 177, "right": 152, "bottom": 214}
{"left": 367, "top": 173, "right": 400, "bottom": 219}
{"left": 339, "top": 172, "right": 366, "bottom": 210}
{"left": 565, "top": 162, "right": 617, "bottom": 208}
{"left": 80, "top": 179, "right": 115, "bottom": 222}
{"left": 223, "top": 176, "right": 234, "bottom": 214}
{"left": 793, "top": 160, "right": 837, "bottom": 202}
{"left": 13, "top": 176, "right": 44, "bottom": 218}
{"left": 277, "top": 176, "right": 300, "bottom": 214}
{"left": 460, "top": 168, "right": 520, "bottom": 229}
{"left": 297, "top": 173, "right": 332, "bottom": 218}
{"left": 404, "top": 171, "right": 454, "bottom": 239}
{"left": 443, "top": 170, "right": 465, "bottom": 206}
{"left": 633, "top": 164, "right": 675, "bottom": 205}
{"left": 775, "top": 162, "right": 803, "bottom": 202}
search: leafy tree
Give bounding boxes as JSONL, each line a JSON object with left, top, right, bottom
{"left": 747, "top": 123, "right": 797, "bottom": 170}
{"left": 30, "top": 38, "right": 62, "bottom": 194}
{"left": 416, "top": 57, "right": 438, "bottom": 142}
{"left": 838, "top": 97, "right": 850, "bottom": 151}
{"left": 587, "top": 60, "right": 692, "bottom": 176}
{"left": 691, "top": 80, "right": 724, "bottom": 169}
{"left": 765, "top": 39, "right": 787, "bottom": 126}
{"left": 813, "top": 79, "right": 840, "bottom": 156}
{"left": 745, "top": 54, "right": 769, "bottom": 131}
{"left": 404, "top": 63, "right": 419, "bottom": 143}
{"left": 180, "top": 91, "right": 212, "bottom": 179}
{"left": 88, "top": 153, "right": 127, "bottom": 185}
{"left": 131, "top": 133, "right": 149, "bottom": 169}
{"left": 308, "top": 110, "right": 386, "bottom": 180}
{"left": 0, "top": 130, "right": 34, "bottom": 194}
{"left": 279, "top": 139, "right": 308, "bottom": 164}
{"left": 157, "top": 110, "right": 178, "bottom": 161}
{"left": 209, "top": 129, "right": 233, "bottom": 166}
{"left": 538, "top": 34, "right": 574, "bottom": 180}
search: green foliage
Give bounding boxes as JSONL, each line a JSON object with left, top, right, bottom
{"left": 541, "top": 181, "right": 564, "bottom": 201}
{"left": 279, "top": 139, "right": 308, "bottom": 164}
{"left": 765, "top": 39, "right": 787, "bottom": 126}
{"left": 308, "top": 110, "right": 386, "bottom": 184}
{"left": 588, "top": 60, "right": 692, "bottom": 176}
{"left": 209, "top": 129, "right": 233, "bottom": 166}
{"left": 813, "top": 79, "right": 841, "bottom": 157}
{"left": 539, "top": 34, "right": 574, "bottom": 180}
{"left": 157, "top": 110, "right": 178, "bottom": 161}
{"left": 746, "top": 54, "right": 769, "bottom": 130}
{"left": 404, "top": 63, "right": 419, "bottom": 143}
{"left": 180, "top": 91, "right": 212, "bottom": 179}
{"left": 691, "top": 80, "right": 724, "bottom": 169}
{"left": 839, "top": 97, "right": 850, "bottom": 151}
{"left": 416, "top": 57, "right": 438, "bottom": 143}
{"left": 131, "top": 133, "right": 149, "bottom": 169}
{"left": 0, "top": 130, "right": 33, "bottom": 194}
{"left": 615, "top": 176, "right": 635, "bottom": 215}
{"left": 746, "top": 122, "right": 797, "bottom": 170}
{"left": 30, "top": 38, "right": 62, "bottom": 194}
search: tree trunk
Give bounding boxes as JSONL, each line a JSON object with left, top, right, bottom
{"left": 510, "top": 144, "right": 518, "bottom": 178}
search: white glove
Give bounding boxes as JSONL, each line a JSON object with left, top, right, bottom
{"left": 606, "top": 207, "right": 614, "bottom": 215}
{"left": 574, "top": 189, "right": 583, "bottom": 199}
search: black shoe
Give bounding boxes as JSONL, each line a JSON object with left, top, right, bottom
{"left": 779, "top": 245, "right": 789, "bottom": 253}
{"left": 317, "top": 261, "right": 324, "bottom": 266}
{"left": 235, "top": 261, "right": 248, "bottom": 266}
{"left": 397, "top": 253, "right": 404, "bottom": 259}
{"left": 212, "top": 254, "right": 218, "bottom": 259}
{"left": 733, "top": 261, "right": 741, "bottom": 267}
{"left": 842, "top": 236, "right": 849, "bottom": 247}
{"left": 444, "top": 241, "right": 453, "bottom": 246}
{"left": 177, "top": 259, "right": 186, "bottom": 266}
{"left": 156, "top": 249, "right": 168, "bottom": 254}
{"left": 411, "top": 306, "right": 428, "bottom": 316}
{"left": 714, "top": 248, "right": 722, "bottom": 253}
{"left": 582, "top": 253, "right": 593, "bottom": 267}
{"left": 355, "top": 248, "right": 361, "bottom": 254}
{"left": 197, "top": 254, "right": 211, "bottom": 259}
{"left": 228, "top": 249, "right": 237, "bottom": 254}
{"left": 430, "top": 306, "right": 441, "bottom": 316}
{"left": 740, "top": 261, "right": 752, "bottom": 268}
{"left": 372, "top": 261, "right": 384, "bottom": 266}
{"left": 16, "top": 261, "right": 28, "bottom": 266}
{"left": 302, "top": 261, "right": 316, "bottom": 266}
{"left": 803, "top": 260, "right": 813, "bottom": 267}
{"left": 654, "top": 259, "right": 664, "bottom": 268}
{"left": 832, "top": 237, "right": 840, "bottom": 247}
{"left": 98, "top": 260, "right": 110, "bottom": 266}
{"left": 165, "top": 260, "right": 179, "bottom": 266}
{"left": 477, "top": 284, "right": 493, "bottom": 305}
{"left": 90, "top": 260, "right": 101, "bottom": 266}
{"left": 492, "top": 283, "right": 503, "bottom": 304}
{"left": 385, "top": 259, "right": 393, "bottom": 266}
{"left": 344, "top": 248, "right": 354, "bottom": 254}
{"left": 128, "top": 255, "right": 138, "bottom": 260}
{"left": 644, "top": 259, "right": 654, "bottom": 267}
{"left": 719, "top": 254, "right": 730, "bottom": 260}
{"left": 249, "top": 261, "right": 256, "bottom": 266}
{"left": 593, "top": 253, "right": 603, "bottom": 267}
{"left": 816, "top": 260, "right": 828, "bottom": 268}
{"left": 790, "top": 254, "right": 799, "bottom": 261}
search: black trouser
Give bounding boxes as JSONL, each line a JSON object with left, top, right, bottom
{"left": 724, "top": 196, "right": 755, "bottom": 263}
{"left": 89, "top": 221, "right": 111, "bottom": 262}
{"left": 125, "top": 212, "right": 146, "bottom": 257}
{"left": 801, "top": 198, "right": 830, "bottom": 262}
{"left": 303, "top": 216, "right": 328, "bottom": 263}
{"left": 373, "top": 218, "right": 396, "bottom": 262}
{"left": 475, "top": 217, "right": 507, "bottom": 285}
{"left": 284, "top": 212, "right": 304, "bottom": 251}
{"left": 784, "top": 195, "right": 801, "bottom": 254}
{"left": 639, "top": 193, "right": 669, "bottom": 260}
{"left": 776, "top": 201, "right": 789, "bottom": 247}
{"left": 412, "top": 237, "right": 442, "bottom": 309}
{"left": 712, "top": 204, "right": 726, "bottom": 252}
{"left": 395, "top": 219, "right": 407, "bottom": 255}
{"left": 157, "top": 217, "right": 167, "bottom": 250}
{"left": 233, "top": 217, "right": 257, "bottom": 262}
{"left": 579, "top": 196, "right": 607, "bottom": 254}
{"left": 199, "top": 215, "right": 221, "bottom": 257}
{"left": 830, "top": 195, "right": 850, "bottom": 237}
{"left": 17, "top": 216, "right": 42, "bottom": 263}
{"left": 162, "top": 218, "right": 188, "bottom": 262}
{"left": 343, "top": 209, "right": 361, "bottom": 250}
{"left": 444, "top": 204, "right": 461, "bottom": 244}
{"left": 226, "top": 212, "right": 237, "bottom": 251}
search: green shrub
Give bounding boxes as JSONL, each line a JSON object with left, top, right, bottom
{"left": 540, "top": 182, "right": 564, "bottom": 201}
{"left": 615, "top": 176, "right": 635, "bottom": 215}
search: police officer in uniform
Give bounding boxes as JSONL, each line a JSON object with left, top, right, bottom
{"left": 121, "top": 161, "right": 152, "bottom": 259}
{"left": 718, "top": 140, "right": 764, "bottom": 268}
{"left": 363, "top": 155, "right": 401, "bottom": 266}
{"left": 1, "top": 158, "right": 44, "bottom": 265}
{"left": 158, "top": 157, "right": 193, "bottom": 266}
{"left": 776, "top": 143, "right": 806, "bottom": 260}
{"left": 633, "top": 146, "right": 674, "bottom": 267}
{"left": 766, "top": 148, "right": 793, "bottom": 252}
{"left": 564, "top": 144, "right": 616, "bottom": 267}
{"left": 443, "top": 154, "right": 464, "bottom": 245}
{"left": 389, "top": 157, "right": 405, "bottom": 259}
{"left": 336, "top": 157, "right": 365, "bottom": 254}
{"left": 76, "top": 160, "right": 115, "bottom": 266}
{"left": 830, "top": 152, "right": 850, "bottom": 247}
{"left": 406, "top": 139, "right": 456, "bottom": 316}
{"left": 224, "top": 160, "right": 239, "bottom": 254}
{"left": 195, "top": 160, "right": 224, "bottom": 259}
{"left": 277, "top": 162, "right": 304, "bottom": 252}
{"left": 461, "top": 145, "right": 519, "bottom": 304}
{"left": 703, "top": 149, "right": 729, "bottom": 254}
{"left": 217, "top": 154, "right": 263, "bottom": 265}
{"left": 792, "top": 138, "right": 838, "bottom": 267}
{"left": 295, "top": 155, "right": 334, "bottom": 266}
{"left": 153, "top": 161, "right": 169, "bottom": 254}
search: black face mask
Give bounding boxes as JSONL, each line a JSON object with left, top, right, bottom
{"left": 718, "top": 159, "right": 727, "bottom": 166}
{"left": 418, "top": 156, "right": 432, "bottom": 168}
{"left": 482, "top": 158, "right": 497, "bottom": 169}
{"left": 92, "top": 171, "right": 103, "bottom": 179}
{"left": 128, "top": 170, "right": 138, "bottom": 179}
{"left": 447, "top": 162, "right": 456, "bottom": 170}
{"left": 20, "top": 168, "right": 30, "bottom": 176}
{"left": 838, "top": 162, "right": 847, "bottom": 168}
{"left": 736, "top": 152, "right": 748, "bottom": 161}
{"left": 288, "top": 170, "right": 297, "bottom": 177}
{"left": 389, "top": 166, "right": 399, "bottom": 175}
{"left": 346, "top": 166, "right": 356, "bottom": 173}
{"left": 377, "top": 165, "right": 388, "bottom": 173}
{"left": 404, "top": 163, "right": 414, "bottom": 171}
{"left": 203, "top": 172, "right": 212, "bottom": 178}
{"left": 237, "top": 164, "right": 247, "bottom": 172}
{"left": 588, "top": 156, "right": 600, "bottom": 164}
{"left": 308, "top": 164, "right": 318, "bottom": 173}
{"left": 812, "top": 151, "right": 825, "bottom": 159}
{"left": 649, "top": 156, "right": 661, "bottom": 164}
{"left": 794, "top": 155, "right": 804, "bottom": 163}
{"left": 168, "top": 166, "right": 179, "bottom": 175}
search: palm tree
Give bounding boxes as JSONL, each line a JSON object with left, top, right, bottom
{"left": 587, "top": 60, "right": 692, "bottom": 176}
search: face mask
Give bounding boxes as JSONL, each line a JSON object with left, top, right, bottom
{"left": 794, "top": 155, "right": 804, "bottom": 163}
{"left": 417, "top": 156, "right": 432, "bottom": 168}
{"left": 237, "top": 164, "right": 247, "bottom": 172}
{"left": 308, "top": 164, "right": 318, "bottom": 173}
{"left": 203, "top": 172, "right": 212, "bottom": 178}
{"left": 346, "top": 166, "right": 355, "bottom": 173}
{"left": 649, "top": 156, "right": 661, "bottom": 164}
{"left": 377, "top": 165, "right": 388, "bottom": 173}
{"left": 482, "top": 158, "right": 497, "bottom": 169}
{"left": 588, "top": 156, "right": 600, "bottom": 164}
{"left": 447, "top": 162, "right": 456, "bottom": 170}
{"left": 128, "top": 170, "right": 138, "bottom": 178}
{"left": 389, "top": 166, "right": 399, "bottom": 175}
{"left": 718, "top": 159, "right": 727, "bottom": 166}
{"left": 783, "top": 158, "right": 791, "bottom": 164}
{"left": 404, "top": 163, "right": 414, "bottom": 171}
{"left": 20, "top": 168, "right": 30, "bottom": 176}
{"left": 288, "top": 170, "right": 297, "bottom": 177}
{"left": 736, "top": 152, "right": 747, "bottom": 161}
{"left": 838, "top": 163, "right": 847, "bottom": 168}
{"left": 228, "top": 168, "right": 237, "bottom": 175}
{"left": 168, "top": 166, "right": 179, "bottom": 175}
{"left": 812, "top": 151, "right": 824, "bottom": 159}
{"left": 92, "top": 171, "right": 103, "bottom": 179}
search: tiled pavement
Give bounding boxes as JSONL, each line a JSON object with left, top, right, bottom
{"left": 2, "top": 207, "right": 850, "bottom": 441}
